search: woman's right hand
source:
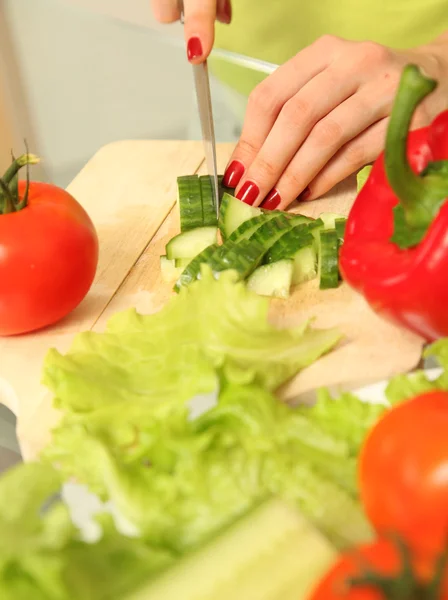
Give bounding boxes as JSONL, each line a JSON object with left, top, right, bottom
{"left": 150, "top": 0, "right": 231, "bottom": 64}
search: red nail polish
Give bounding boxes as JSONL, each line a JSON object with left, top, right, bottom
{"left": 223, "top": 160, "right": 244, "bottom": 188}
{"left": 299, "top": 186, "right": 311, "bottom": 201}
{"left": 261, "top": 189, "right": 281, "bottom": 210}
{"left": 236, "top": 181, "right": 259, "bottom": 205}
{"left": 223, "top": 0, "right": 232, "bottom": 23}
{"left": 187, "top": 37, "right": 203, "bottom": 61}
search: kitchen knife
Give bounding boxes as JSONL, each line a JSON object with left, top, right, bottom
{"left": 178, "top": 0, "right": 220, "bottom": 219}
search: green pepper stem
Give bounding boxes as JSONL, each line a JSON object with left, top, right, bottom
{"left": 385, "top": 65, "right": 438, "bottom": 226}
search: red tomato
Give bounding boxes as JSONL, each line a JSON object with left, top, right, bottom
{"left": 308, "top": 539, "right": 448, "bottom": 600}
{"left": 359, "top": 391, "right": 448, "bottom": 558}
{"left": 0, "top": 180, "right": 98, "bottom": 335}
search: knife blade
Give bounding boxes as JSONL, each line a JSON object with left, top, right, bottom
{"left": 178, "top": 1, "right": 220, "bottom": 219}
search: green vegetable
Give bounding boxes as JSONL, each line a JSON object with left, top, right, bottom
{"left": 219, "top": 193, "right": 262, "bottom": 239}
{"left": 356, "top": 165, "right": 372, "bottom": 192}
{"left": 318, "top": 229, "right": 339, "bottom": 289}
{"left": 246, "top": 259, "right": 293, "bottom": 299}
{"left": 177, "top": 175, "right": 203, "bottom": 232}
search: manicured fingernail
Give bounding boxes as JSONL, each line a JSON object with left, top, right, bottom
{"left": 236, "top": 181, "right": 260, "bottom": 205}
{"left": 223, "top": 0, "right": 232, "bottom": 23}
{"left": 223, "top": 160, "right": 244, "bottom": 187}
{"left": 187, "top": 37, "right": 203, "bottom": 61}
{"left": 261, "top": 189, "right": 281, "bottom": 210}
{"left": 299, "top": 186, "right": 311, "bottom": 201}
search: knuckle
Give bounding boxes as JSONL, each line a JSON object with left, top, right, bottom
{"left": 282, "top": 96, "right": 313, "bottom": 127}
{"left": 312, "top": 118, "right": 345, "bottom": 148}
{"left": 282, "top": 169, "right": 304, "bottom": 195}
{"left": 360, "top": 41, "right": 390, "bottom": 65}
{"left": 236, "top": 137, "right": 258, "bottom": 158}
{"left": 343, "top": 142, "right": 366, "bottom": 169}
{"left": 253, "top": 155, "right": 278, "bottom": 181}
{"left": 314, "top": 34, "right": 342, "bottom": 52}
{"left": 248, "top": 82, "right": 278, "bottom": 115}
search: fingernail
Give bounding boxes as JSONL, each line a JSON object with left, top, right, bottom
{"left": 223, "top": 0, "right": 232, "bottom": 23}
{"left": 299, "top": 186, "right": 311, "bottom": 201}
{"left": 236, "top": 181, "right": 259, "bottom": 205}
{"left": 187, "top": 37, "right": 203, "bottom": 62}
{"left": 223, "top": 160, "right": 244, "bottom": 188}
{"left": 261, "top": 189, "right": 281, "bottom": 210}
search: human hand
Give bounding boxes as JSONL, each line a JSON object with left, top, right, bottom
{"left": 222, "top": 35, "right": 448, "bottom": 209}
{"left": 151, "top": 0, "right": 231, "bottom": 63}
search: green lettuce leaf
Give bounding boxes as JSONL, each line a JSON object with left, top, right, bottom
{"left": 42, "top": 268, "right": 341, "bottom": 417}
{"left": 0, "top": 462, "right": 173, "bottom": 600}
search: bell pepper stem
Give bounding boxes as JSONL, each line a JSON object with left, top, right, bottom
{"left": 385, "top": 65, "right": 437, "bottom": 225}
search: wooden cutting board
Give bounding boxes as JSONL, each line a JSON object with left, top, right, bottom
{"left": 0, "top": 140, "right": 424, "bottom": 461}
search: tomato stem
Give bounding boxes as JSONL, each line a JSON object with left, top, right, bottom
{"left": 0, "top": 178, "right": 16, "bottom": 214}
{"left": 0, "top": 152, "right": 40, "bottom": 215}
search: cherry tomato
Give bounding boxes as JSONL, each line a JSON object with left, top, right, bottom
{"left": 0, "top": 180, "right": 98, "bottom": 335}
{"left": 308, "top": 539, "right": 448, "bottom": 600}
{"left": 359, "top": 391, "right": 448, "bottom": 558}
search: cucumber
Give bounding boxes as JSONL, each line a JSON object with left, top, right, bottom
{"left": 335, "top": 217, "right": 347, "bottom": 242}
{"left": 174, "top": 244, "right": 219, "bottom": 292}
{"left": 200, "top": 175, "right": 219, "bottom": 227}
{"left": 177, "top": 175, "right": 204, "bottom": 232}
{"left": 265, "top": 225, "right": 314, "bottom": 264}
{"left": 208, "top": 239, "right": 265, "bottom": 279}
{"left": 219, "top": 193, "right": 262, "bottom": 239}
{"left": 160, "top": 256, "right": 183, "bottom": 283}
{"left": 228, "top": 213, "right": 280, "bottom": 243}
{"left": 320, "top": 212, "right": 346, "bottom": 231}
{"left": 319, "top": 229, "right": 339, "bottom": 289}
{"left": 249, "top": 214, "right": 291, "bottom": 249}
{"left": 166, "top": 227, "right": 217, "bottom": 260}
{"left": 247, "top": 260, "right": 293, "bottom": 299}
{"left": 288, "top": 214, "right": 314, "bottom": 227}
{"left": 174, "top": 257, "right": 192, "bottom": 268}
{"left": 128, "top": 499, "right": 336, "bottom": 600}
{"left": 291, "top": 244, "right": 318, "bottom": 285}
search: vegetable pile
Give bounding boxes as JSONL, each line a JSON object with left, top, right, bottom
{"left": 161, "top": 175, "right": 347, "bottom": 297}
{"left": 0, "top": 153, "right": 98, "bottom": 336}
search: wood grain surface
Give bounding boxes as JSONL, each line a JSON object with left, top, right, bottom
{"left": 0, "top": 141, "right": 424, "bottom": 461}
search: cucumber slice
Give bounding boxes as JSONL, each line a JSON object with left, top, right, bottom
{"left": 160, "top": 256, "right": 183, "bottom": 283}
{"left": 174, "top": 243, "right": 218, "bottom": 292}
{"left": 174, "top": 257, "right": 192, "bottom": 268}
{"left": 228, "top": 213, "right": 280, "bottom": 243}
{"left": 219, "top": 193, "right": 262, "bottom": 239}
{"left": 129, "top": 499, "right": 336, "bottom": 600}
{"left": 177, "top": 175, "right": 204, "bottom": 232}
{"left": 208, "top": 239, "right": 265, "bottom": 279}
{"left": 288, "top": 214, "right": 314, "bottom": 227}
{"left": 292, "top": 245, "right": 318, "bottom": 285}
{"left": 320, "top": 212, "right": 346, "bottom": 230}
{"left": 319, "top": 229, "right": 339, "bottom": 289}
{"left": 247, "top": 260, "right": 293, "bottom": 299}
{"left": 200, "top": 175, "right": 219, "bottom": 227}
{"left": 335, "top": 217, "right": 347, "bottom": 242}
{"left": 249, "top": 214, "right": 291, "bottom": 249}
{"left": 166, "top": 227, "right": 217, "bottom": 260}
{"left": 265, "top": 225, "right": 314, "bottom": 264}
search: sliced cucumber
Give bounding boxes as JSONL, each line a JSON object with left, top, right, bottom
{"left": 265, "top": 225, "right": 314, "bottom": 264}
{"left": 129, "top": 499, "right": 336, "bottom": 600}
{"left": 320, "top": 212, "right": 346, "bottom": 231}
{"left": 247, "top": 260, "right": 293, "bottom": 299}
{"left": 174, "top": 243, "right": 218, "bottom": 292}
{"left": 166, "top": 227, "right": 217, "bottom": 260}
{"left": 219, "top": 193, "right": 262, "bottom": 240}
{"left": 200, "top": 175, "right": 219, "bottom": 227}
{"left": 228, "top": 213, "right": 280, "bottom": 243}
{"left": 174, "top": 257, "right": 192, "bottom": 268}
{"left": 160, "top": 256, "right": 183, "bottom": 283}
{"left": 249, "top": 214, "right": 291, "bottom": 250}
{"left": 208, "top": 239, "right": 265, "bottom": 279}
{"left": 291, "top": 244, "right": 318, "bottom": 285}
{"left": 319, "top": 229, "right": 339, "bottom": 289}
{"left": 335, "top": 217, "right": 347, "bottom": 243}
{"left": 177, "top": 175, "right": 203, "bottom": 232}
{"left": 288, "top": 214, "right": 314, "bottom": 227}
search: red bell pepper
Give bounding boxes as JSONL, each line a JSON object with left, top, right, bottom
{"left": 340, "top": 64, "right": 448, "bottom": 342}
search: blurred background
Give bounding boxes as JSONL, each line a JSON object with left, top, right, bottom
{"left": 0, "top": 0, "right": 245, "bottom": 472}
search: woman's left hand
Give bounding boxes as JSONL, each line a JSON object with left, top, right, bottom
{"left": 222, "top": 34, "right": 448, "bottom": 210}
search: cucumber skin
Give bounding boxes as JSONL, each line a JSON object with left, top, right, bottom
{"left": 249, "top": 214, "right": 291, "bottom": 248}
{"left": 200, "top": 175, "right": 219, "bottom": 227}
{"left": 265, "top": 225, "right": 314, "bottom": 264}
{"left": 319, "top": 229, "right": 339, "bottom": 290}
{"left": 208, "top": 239, "right": 265, "bottom": 279}
{"left": 228, "top": 213, "right": 280, "bottom": 243}
{"left": 177, "top": 175, "right": 203, "bottom": 232}
{"left": 173, "top": 243, "right": 219, "bottom": 293}
{"left": 219, "top": 193, "right": 262, "bottom": 240}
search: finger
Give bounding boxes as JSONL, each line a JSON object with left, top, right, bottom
{"left": 303, "top": 119, "right": 389, "bottom": 201}
{"left": 233, "top": 67, "right": 360, "bottom": 206}
{"left": 183, "top": 0, "right": 217, "bottom": 63}
{"left": 151, "top": 0, "right": 180, "bottom": 23}
{"left": 216, "top": 0, "right": 231, "bottom": 24}
{"left": 261, "top": 85, "right": 393, "bottom": 210}
{"left": 222, "top": 35, "right": 342, "bottom": 188}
